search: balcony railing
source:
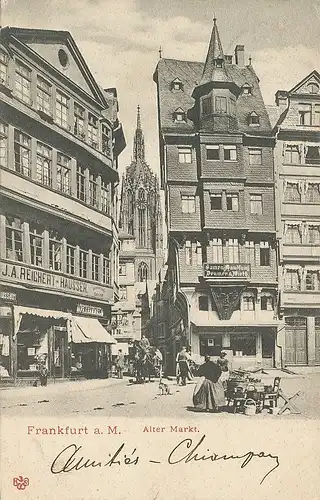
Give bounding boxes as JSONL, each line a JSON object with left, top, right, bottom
{"left": 203, "top": 263, "right": 251, "bottom": 279}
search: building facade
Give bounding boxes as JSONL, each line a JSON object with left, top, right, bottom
{"left": 272, "top": 71, "right": 320, "bottom": 366}
{"left": 0, "top": 27, "right": 125, "bottom": 381}
{"left": 153, "top": 19, "right": 280, "bottom": 373}
{"left": 111, "top": 107, "right": 163, "bottom": 353}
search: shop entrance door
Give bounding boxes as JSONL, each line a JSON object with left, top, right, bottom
{"left": 285, "top": 317, "right": 307, "bottom": 365}
{"left": 53, "top": 328, "right": 68, "bottom": 378}
{"left": 262, "top": 330, "right": 275, "bottom": 368}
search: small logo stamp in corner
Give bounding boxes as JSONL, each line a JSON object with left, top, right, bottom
{"left": 13, "top": 476, "right": 29, "bottom": 490}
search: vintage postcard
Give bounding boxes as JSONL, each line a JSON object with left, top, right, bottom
{"left": 0, "top": 0, "right": 319, "bottom": 498}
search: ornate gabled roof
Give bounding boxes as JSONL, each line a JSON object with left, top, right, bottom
{"left": 199, "top": 18, "right": 232, "bottom": 85}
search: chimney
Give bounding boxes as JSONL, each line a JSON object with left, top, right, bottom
{"left": 275, "top": 90, "right": 288, "bottom": 112}
{"left": 235, "top": 45, "right": 244, "bottom": 66}
{"left": 225, "top": 54, "right": 233, "bottom": 64}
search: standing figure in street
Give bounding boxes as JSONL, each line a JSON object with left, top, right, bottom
{"left": 37, "top": 356, "right": 48, "bottom": 386}
{"left": 115, "top": 349, "right": 125, "bottom": 379}
{"left": 193, "top": 356, "right": 225, "bottom": 412}
{"left": 140, "top": 334, "right": 150, "bottom": 351}
{"left": 153, "top": 348, "right": 163, "bottom": 378}
{"left": 176, "top": 347, "right": 190, "bottom": 386}
{"left": 217, "top": 351, "right": 230, "bottom": 390}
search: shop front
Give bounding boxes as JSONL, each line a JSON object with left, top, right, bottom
{"left": 191, "top": 324, "right": 278, "bottom": 370}
{"left": 71, "top": 316, "right": 116, "bottom": 378}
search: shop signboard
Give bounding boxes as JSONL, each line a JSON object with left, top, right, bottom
{"left": 203, "top": 263, "right": 251, "bottom": 279}
{"left": 0, "top": 260, "right": 113, "bottom": 304}
{"left": 76, "top": 303, "right": 104, "bottom": 317}
{"left": 0, "top": 291, "right": 16, "bottom": 302}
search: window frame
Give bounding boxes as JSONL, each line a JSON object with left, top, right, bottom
{"left": 15, "top": 60, "right": 32, "bottom": 104}
{"left": 206, "top": 145, "right": 219, "bottom": 161}
{"left": 181, "top": 194, "right": 196, "bottom": 214}
{"left": 178, "top": 147, "right": 192, "bottom": 164}
{"left": 249, "top": 148, "right": 262, "bottom": 165}
{"left": 223, "top": 145, "right": 237, "bottom": 161}
{"left": 226, "top": 193, "right": 239, "bottom": 212}
{"left": 250, "top": 193, "right": 263, "bottom": 215}
{"left": 210, "top": 193, "right": 222, "bottom": 210}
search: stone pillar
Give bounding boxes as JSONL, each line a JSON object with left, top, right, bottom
{"left": 307, "top": 316, "right": 315, "bottom": 366}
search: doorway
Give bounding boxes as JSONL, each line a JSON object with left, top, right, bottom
{"left": 285, "top": 317, "right": 307, "bottom": 365}
{"left": 52, "top": 327, "right": 68, "bottom": 378}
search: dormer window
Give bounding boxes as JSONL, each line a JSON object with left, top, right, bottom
{"left": 173, "top": 108, "right": 186, "bottom": 122}
{"left": 248, "top": 111, "right": 260, "bottom": 126}
{"left": 214, "top": 58, "right": 223, "bottom": 68}
{"left": 202, "top": 96, "right": 212, "bottom": 116}
{"left": 307, "top": 82, "right": 319, "bottom": 94}
{"left": 171, "top": 78, "right": 183, "bottom": 91}
{"left": 242, "top": 83, "right": 252, "bottom": 95}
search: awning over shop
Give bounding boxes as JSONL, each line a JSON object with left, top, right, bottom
{"left": 13, "top": 306, "right": 72, "bottom": 339}
{"left": 111, "top": 342, "right": 129, "bottom": 356}
{"left": 72, "top": 316, "right": 116, "bottom": 344}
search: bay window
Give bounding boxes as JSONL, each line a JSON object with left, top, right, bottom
{"left": 215, "top": 96, "right": 227, "bottom": 114}
{"left": 101, "top": 124, "right": 111, "bottom": 155}
{"left": 88, "top": 114, "right": 98, "bottom": 148}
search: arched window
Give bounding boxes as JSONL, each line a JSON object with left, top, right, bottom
{"left": 127, "top": 189, "right": 134, "bottom": 234}
{"left": 138, "top": 188, "right": 146, "bottom": 247}
{"left": 138, "top": 262, "right": 148, "bottom": 282}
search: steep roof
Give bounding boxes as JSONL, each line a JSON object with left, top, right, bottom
{"left": 199, "top": 18, "right": 232, "bottom": 85}
{"left": 154, "top": 58, "right": 272, "bottom": 135}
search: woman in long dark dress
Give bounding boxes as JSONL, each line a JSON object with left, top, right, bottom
{"left": 193, "top": 356, "right": 225, "bottom": 411}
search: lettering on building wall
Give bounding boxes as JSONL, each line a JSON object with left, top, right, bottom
{"left": 76, "top": 304, "right": 104, "bottom": 317}
{"left": 203, "top": 263, "right": 251, "bottom": 279}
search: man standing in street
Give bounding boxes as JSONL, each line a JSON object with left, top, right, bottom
{"left": 176, "top": 346, "right": 190, "bottom": 386}
{"left": 116, "top": 349, "right": 125, "bottom": 379}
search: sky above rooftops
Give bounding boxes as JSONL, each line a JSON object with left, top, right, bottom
{"left": 2, "top": 0, "right": 319, "bottom": 176}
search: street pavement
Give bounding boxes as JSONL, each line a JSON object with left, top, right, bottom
{"left": 1, "top": 372, "right": 320, "bottom": 419}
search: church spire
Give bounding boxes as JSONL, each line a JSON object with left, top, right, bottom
{"left": 133, "top": 105, "right": 145, "bottom": 162}
{"left": 199, "top": 17, "right": 230, "bottom": 85}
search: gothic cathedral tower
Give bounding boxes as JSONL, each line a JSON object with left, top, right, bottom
{"left": 119, "top": 106, "right": 163, "bottom": 283}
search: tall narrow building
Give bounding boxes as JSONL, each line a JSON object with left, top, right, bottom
{"left": 111, "top": 107, "right": 163, "bottom": 351}
{"left": 153, "top": 19, "right": 280, "bottom": 372}
{"left": 271, "top": 71, "right": 320, "bottom": 366}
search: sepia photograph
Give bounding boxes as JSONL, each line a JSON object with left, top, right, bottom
{"left": 0, "top": 0, "right": 319, "bottom": 498}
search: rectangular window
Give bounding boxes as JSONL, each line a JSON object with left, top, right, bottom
{"left": 66, "top": 245, "right": 75, "bottom": 275}
{"left": 210, "top": 194, "right": 222, "bottom": 210}
{"left": 261, "top": 295, "right": 274, "bottom": 311}
{"left": 55, "top": 90, "right": 69, "bottom": 129}
{"left": 285, "top": 270, "right": 300, "bottom": 290}
{"left": 231, "top": 334, "right": 256, "bottom": 356}
{"left": 101, "top": 181, "right": 110, "bottom": 214}
{"left": 0, "top": 50, "right": 9, "bottom": 85}
{"left": 49, "top": 236, "right": 62, "bottom": 272}
{"left": 56, "top": 152, "right": 71, "bottom": 194}
{"left": 284, "top": 183, "right": 301, "bottom": 202}
{"left": 226, "top": 193, "right": 239, "bottom": 211}
{"left": 227, "top": 238, "right": 239, "bottom": 264}
{"left": 15, "top": 61, "right": 31, "bottom": 104}
{"left": 89, "top": 173, "right": 98, "bottom": 207}
{"left": 243, "top": 296, "right": 255, "bottom": 311}
{"left": 250, "top": 194, "right": 262, "bottom": 214}
{"left": 88, "top": 114, "right": 98, "bottom": 148}
{"left": 5, "top": 216, "right": 23, "bottom": 262}
{"left": 308, "top": 226, "right": 320, "bottom": 244}
{"left": 206, "top": 145, "right": 219, "bottom": 160}
{"left": 285, "top": 225, "right": 301, "bottom": 244}
{"left": 245, "top": 241, "right": 255, "bottom": 264}
{"left": 76, "top": 164, "right": 86, "bottom": 202}
{"left": 215, "top": 96, "right": 227, "bottom": 114}
{"left": 306, "top": 183, "right": 320, "bottom": 203}
{"left": 79, "top": 250, "right": 88, "bottom": 278}
{"left": 298, "top": 104, "right": 311, "bottom": 125}
{"left": 259, "top": 241, "right": 270, "bottom": 266}
{"left": 102, "top": 124, "right": 111, "bottom": 155}
{"left": 249, "top": 148, "right": 262, "bottom": 165}
{"left": 0, "top": 121, "right": 8, "bottom": 168}
{"left": 210, "top": 238, "right": 223, "bottom": 263}
{"left": 202, "top": 96, "right": 212, "bottom": 116}
{"left": 181, "top": 195, "right": 196, "bottom": 213}
{"left": 36, "top": 142, "right": 52, "bottom": 186}
{"left": 284, "top": 145, "right": 301, "bottom": 164}
{"left": 305, "top": 146, "right": 320, "bottom": 165}
{"left": 119, "top": 286, "right": 127, "bottom": 300}
{"left": 92, "top": 253, "right": 100, "bottom": 281}
{"left": 29, "top": 227, "right": 43, "bottom": 267}
{"left": 315, "top": 105, "right": 320, "bottom": 126}
{"left": 185, "top": 241, "right": 193, "bottom": 266}
{"left": 199, "top": 296, "right": 209, "bottom": 311}
{"left": 305, "top": 271, "right": 320, "bottom": 291}
{"left": 36, "top": 76, "right": 52, "bottom": 115}
{"left": 223, "top": 145, "right": 237, "bottom": 161}
{"left": 178, "top": 147, "right": 192, "bottom": 163}
{"left": 102, "top": 257, "right": 110, "bottom": 284}
{"left": 14, "top": 130, "right": 32, "bottom": 177}
{"left": 119, "top": 264, "right": 126, "bottom": 276}
{"left": 230, "top": 98, "right": 236, "bottom": 116}
{"left": 74, "top": 103, "right": 85, "bottom": 138}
